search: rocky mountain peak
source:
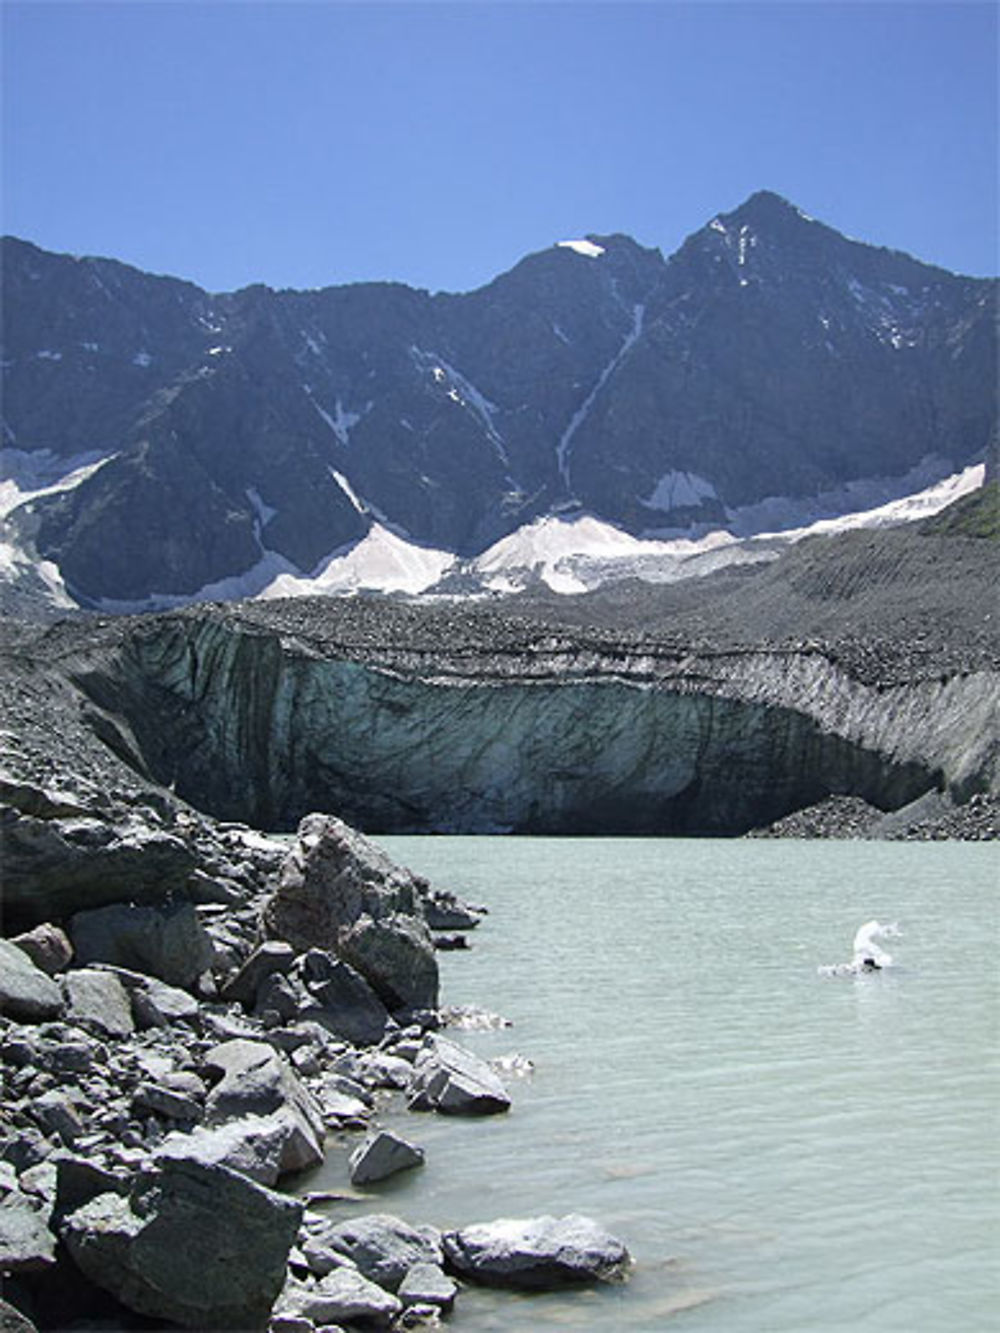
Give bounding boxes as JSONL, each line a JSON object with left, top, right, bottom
{"left": 1, "top": 199, "right": 995, "bottom": 611}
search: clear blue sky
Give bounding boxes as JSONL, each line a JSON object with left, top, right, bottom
{"left": 3, "top": 1, "right": 996, "bottom": 294}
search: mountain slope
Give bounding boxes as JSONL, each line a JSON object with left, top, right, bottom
{"left": 1, "top": 192, "right": 995, "bottom": 607}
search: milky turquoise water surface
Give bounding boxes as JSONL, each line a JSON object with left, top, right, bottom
{"left": 309, "top": 837, "right": 998, "bottom": 1331}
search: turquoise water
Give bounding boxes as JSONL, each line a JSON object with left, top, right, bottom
{"left": 311, "top": 838, "right": 999, "bottom": 1331}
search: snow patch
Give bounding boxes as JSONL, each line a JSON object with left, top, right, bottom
{"left": 329, "top": 468, "right": 367, "bottom": 514}
{"left": 643, "top": 470, "right": 718, "bottom": 512}
{"left": 304, "top": 386, "right": 366, "bottom": 445}
{"left": 259, "top": 524, "right": 453, "bottom": 598}
{"left": 412, "top": 350, "right": 508, "bottom": 463}
{"left": 245, "top": 487, "right": 277, "bottom": 534}
{"left": 1, "top": 449, "right": 116, "bottom": 521}
{"left": 557, "top": 304, "right": 644, "bottom": 485}
{"left": 557, "top": 239, "right": 605, "bottom": 258}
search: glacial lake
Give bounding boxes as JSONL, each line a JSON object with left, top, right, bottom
{"left": 308, "top": 837, "right": 998, "bottom": 1331}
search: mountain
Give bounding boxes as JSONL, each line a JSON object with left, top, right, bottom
{"left": 1, "top": 191, "right": 996, "bottom": 609}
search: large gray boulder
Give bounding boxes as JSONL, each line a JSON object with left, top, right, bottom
{"left": 442, "top": 1214, "right": 632, "bottom": 1289}
{"left": 297, "top": 949, "right": 391, "bottom": 1046}
{"left": 61, "top": 1157, "right": 302, "bottom": 1329}
{"left": 262, "top": 815, "right": 438, "bottom": 1012}
{"left": 0, "top": 940, "right": 64, "bottom": 1023}
{"left": 62, "top": 968, "right": 134, "bottom": 1038}
{"left": 69, "top": 900, "right": 213, "bottom": 989}
{"left": 156, "top": 1116, "right": 288, "bottom": 1186}
{"left": 314, "top": 1213, "right": 443, "bottom": 1292}
{"left": 407, "top": 1035, "right": 511, "bottom": 1115}
{"left": 1, "top": 804, "right": 196, "bottom": 927}
{"left": 203, "top": 1038, "right": 325, "bottom": 1176}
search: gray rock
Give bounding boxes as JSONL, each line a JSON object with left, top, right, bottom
{"left": 317, "top": 1213, "right": 442, "bottom": 1292}
{"left": 61, "top": 1157, "right": 303, "bottom": 1329}
{"left": 62, "top": 968, "right": 134, "bottom": 1038}
{"left": 91, "top": 963, "right": 201, "bottom": 1027}
{"left": 278, "top": 1269, "right": 402, "bottom": 1327}
{"left": 220, "top": 940, "right": 296, "bottom": 1007}
{"left": 132, "top": 1082, "right": 203, "bottom": 1123}
{"left": 156, "top": 1115, "right": 289, "bottom": 1186}
{"left": 349, "top": 1130, "right": 425, "bottom": 1186}
{"left": 0, "top": 1189, "right": 57, "bottom": 1272}
{"left": 441, "top": 1214, "right": 632, "bottom": 1289}
{"left": 0, "top": 1295, "right": 39, "bottom": 1333}
{"left": 1, "top": 805, "right": 196, "bottom": 926}
{"left": 0, "top": 940, "right": 64, "bottom": 1023}
{"left": 33, "top": 1089, "right": 84, "bottom": 1145}
{"left": 70, "top": 900, "right": 213, "bottom": 989}
{"left": 8, "top": 923, "right": 73, "bottom": 975}
{"left": 263, "top": 815, "right": 438, "bottom": 1013}
{"left": 299, "top": 951, "right": 391, "bottom": 1046}
{"left": 397, "top": 1261, "right": 458, "bottom": 1310}
{"left": 54, "top": 1155, "right": 128, "bottom": 1219}
{"left": 407, "top": 1036, "right": 511, "bottom": 1115}
{"left": 203, "top": 1038, "right": 325, "bottom": 1176}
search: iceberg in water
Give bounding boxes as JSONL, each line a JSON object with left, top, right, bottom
{"left": 819, "top": 920, "right": 902, "bottom": 977}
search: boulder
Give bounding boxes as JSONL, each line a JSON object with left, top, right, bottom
{"left": 316, "top": 1213, "right": 442, "bottom": 1292}
{"left": 0, "top": 940, "right": 64, "bottom": 1023}
{"left": 277, "top": 1268, "right": 401, "bottom": 1327}
{"left": 349, "top": 1130, "right": 425, "bottom": 1186}
{"left": 220, "top": 941, "right": 296, "bottom": 1007}
{"left": 62, "top": 969, "right": 134, "bottom": 1038}
{"left": 298, "top": 951, "right": 391, "bottom": 1046}
{"left": 0, "top": 1190, "right": 57, "bottom": 1273}
{"left": 96, "top": 965, "right": 201, "bottom": 1028}
{"left": 132, "top": 1082, "right": 203, "bottom": 1123}
{"left": 69, "top": 900, "right": 213, "bottom": 989}
{"left": 407, "top": 1036, "right": 510, "bottom": 1115}
{"left": 262, "top": 815, "right": 438, "bottom": 1012}
{"left": 203, "top": 1038, "right": 325, "bottom": 1175}
{"left": 8, "top": 923, "right": 73, "bottom": 975}
{"left": 397, "top": 1261, "right": 458, "bottom": 1311}
{"left": 156, "top": 1116, "right": 289, "bottom": 1186}
{"left": 0, "top": 805, "right": 196, "bottom": 927}
{"left": 441, "top": 1214, "right": 631, "bottom": 1289}
{"left": 61, "top": 1157, "right": 303, "bottom": 1329}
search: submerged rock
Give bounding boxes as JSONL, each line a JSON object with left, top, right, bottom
{"left": 61, "top": 1157, "right": 302, "bottom": 1329}
{"left": 442, "top": 1213, "right": 631, "bottom": 1289}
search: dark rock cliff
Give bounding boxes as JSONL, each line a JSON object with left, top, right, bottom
{"left": 3, "top": 192, "right": 995, "bottom": 605}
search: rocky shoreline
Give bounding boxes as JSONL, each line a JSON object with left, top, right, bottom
{"left": 1, "top": 801, "right": 631, "bottom": 1331}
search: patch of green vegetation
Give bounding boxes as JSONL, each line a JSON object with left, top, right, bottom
{"left": 920, "top": 482, "right": 1000, "bottom": 539}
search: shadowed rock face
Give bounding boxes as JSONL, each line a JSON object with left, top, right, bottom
{"left": 3, "top": 191, "right": 995, "bottom": 606}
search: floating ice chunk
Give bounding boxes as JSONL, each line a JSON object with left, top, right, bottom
{"left": 36, "top": 349, "right": 63, "bottom": 361}
{"left": 133, "top": 351, "right": 152, "bottom": 367}
{"left": 557, "top": 239, "right": 606, "bottom": 258}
